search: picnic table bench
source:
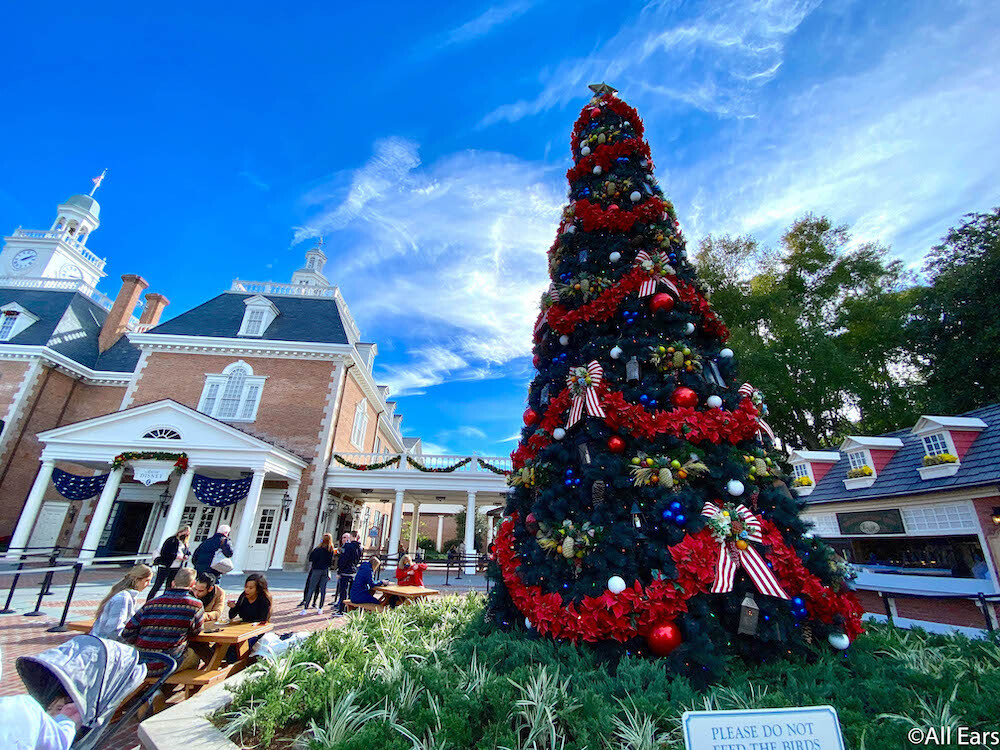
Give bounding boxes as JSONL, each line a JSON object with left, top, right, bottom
{"left": 65, "top": 619, "right": 272, "bottom": 698}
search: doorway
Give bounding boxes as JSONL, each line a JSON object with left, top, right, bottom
{"left": 102, "top": 502, "right": 152, "bottom": 556}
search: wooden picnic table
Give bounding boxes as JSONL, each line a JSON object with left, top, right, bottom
{"left": 64, "top": 618, "right": 272, "bottom": 697}
{"left": 371, "top": 584, "right": 440, "bottom": 605}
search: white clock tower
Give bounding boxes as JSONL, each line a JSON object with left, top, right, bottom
{"left": 290, "top": 238, "right": 330, "bottom": 287}
{"left": 1, "top": 190, "right": 108, "bottom": 289}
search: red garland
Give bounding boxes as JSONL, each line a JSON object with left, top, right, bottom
{"left": 575, "top": 197, "right": 665, "bottom": 233}
{"left": 566, "top": 138, "right": 653, "bottom": 183}
{"left": 510, "top": 389, "right": 761, "bottom": 470}
{"left": 573, "top": 95, "right": 646, "bottom": 142}
{"left": 495, "top": 515, "right": 864, "bottom": 643}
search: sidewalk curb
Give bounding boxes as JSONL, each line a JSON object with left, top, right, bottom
{"left": 138, "top": 669, "right": 253, "bottom": 750}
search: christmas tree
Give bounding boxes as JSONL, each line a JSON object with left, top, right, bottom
{"left": 488, "top": 84, "right": 862, "bottom": 681}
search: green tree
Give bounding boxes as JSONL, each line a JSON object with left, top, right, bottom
{"left": 454, "top": 508, "right": 488, "bottom": 550}
{"left": 695, "top": 215, "right": 918, "bottom": 449}
{"left": 908, "top": 208, "right": 1000, "bottom": 413}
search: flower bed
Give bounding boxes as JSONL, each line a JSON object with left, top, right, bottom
{"left": 215, "top": 595, "right": 1000, "bottom": 750}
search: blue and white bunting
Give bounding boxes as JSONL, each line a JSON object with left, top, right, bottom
{"left": 192, "top": 473, "right": 254, "bottom": 507}
{"left": 52, "top": 468, "right": 109, "bottom": 501}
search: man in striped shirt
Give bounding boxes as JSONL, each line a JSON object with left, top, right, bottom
{"left": 122, "top": 567, "right": 204, "bottom": 675}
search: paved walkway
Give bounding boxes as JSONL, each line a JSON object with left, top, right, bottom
{"left": 0, "top": 565, "right": 488, "bottom": 749}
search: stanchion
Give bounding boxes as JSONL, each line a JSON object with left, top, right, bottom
{"left": 48, "top": 563, "right": 83, "bottom": 633}
{"left": 0, "top": 554, "right": 28, "bottom": 614}
{"left": 40, "top": 546, "right": 61, "bottom": 596}
{"left": 977, "top": 593, "right": 995, "bottom": 633}
{"left": 879, "top": 591, "right": 894, "bottom": 627}
{"left": 444, "top": 559, "right": 451, "bottom": 586}
{"left": 24, "top": 573, "right": 49, "bottom": 617}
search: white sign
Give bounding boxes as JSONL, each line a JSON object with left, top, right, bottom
{"left": 133, "top": 468, "right": 172, "bottom": 486}
{"left": 682, "top": 705, "right": 845, "bottom": 750}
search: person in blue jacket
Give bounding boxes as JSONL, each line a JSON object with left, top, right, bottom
{"left": 191, "top": 525, "right": 234, "bottom": 576}
{"left": 348, "top": 556, "right": 384, "bottom": 606}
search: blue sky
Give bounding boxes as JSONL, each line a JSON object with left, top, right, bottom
{"left": 2, "top": 1, "right": 999, "bottom": 457}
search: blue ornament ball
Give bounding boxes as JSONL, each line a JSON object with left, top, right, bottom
{"left": 661, "top": 509, "right": 673, "bottom": 520}
{"left": 669, "top": 501, "right": 682, "bottom": 511}
{"left": 674, "top": 514, "right": 686, "bottom": 525}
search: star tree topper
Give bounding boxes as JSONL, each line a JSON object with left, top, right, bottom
{"left": 588, "top": 82, "right": 618, "bottom": 98}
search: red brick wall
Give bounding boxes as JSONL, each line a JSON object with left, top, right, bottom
{"left": 853, "top": 587, "right": 999, "bottom": 629}
{"left": 0, "top": 360, "right": 31, "bottom": 420}
{"left": 331, "top": 375, "right": 379, "bottom": 453}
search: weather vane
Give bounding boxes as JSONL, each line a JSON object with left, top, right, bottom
{"left": 89, "top": 168, "right": 108, "bottom": 197}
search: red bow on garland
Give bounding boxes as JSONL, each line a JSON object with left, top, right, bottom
{"left": 634, "top": 250, "right": 679, "bottom": 298}
{"left": 701, "top": 502, "right": 788, "bottom": 599}
{"left": 566, "top": 361, "right": 605, "bottom": 427}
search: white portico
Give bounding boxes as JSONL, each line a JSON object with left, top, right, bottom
{"left": 327, "top": 452, "right": 511, "bottom": 572}
{"left": 7, "top": 399, "right": 307, "bottom": 572}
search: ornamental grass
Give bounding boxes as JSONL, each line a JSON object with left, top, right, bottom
{"left": 216, "top": 594, "right": 1000, "bottom": 749}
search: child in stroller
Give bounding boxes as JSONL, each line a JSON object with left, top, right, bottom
{"left": 2, "top": 634, "right": 176, "bottom": 750}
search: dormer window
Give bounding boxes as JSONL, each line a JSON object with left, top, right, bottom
{"left": 839, "top": 436, "right": 903, "bottom": 489}
{"left": 237, "top": 295, "right": 279, "bottom": 337}
{"left": 0, "top": 303, "right": 40, "bottom": 341}
{"left": 912, "top": 415, "right": 985, "bottom": 480}
{"left": 847, "top": 451, "right": 869, "bottom": 472}
{"left": 921, "top": 433, "right": 950, "bottom": 458}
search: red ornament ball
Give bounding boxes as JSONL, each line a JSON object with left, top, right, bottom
{"left": 649, "top": 293, "right": 675, "bottom": 313}
{"left": 671, "top": 386, "right": 698, "bottom": 408}
{"left": 525, "top": 513, "right": 539, "bottom": 535}
{"left": 647, "top": 621, "right": 683, "bottom": 656}
{"left": 532, "top": 354, "right": 540, "bottom": 368}
{"left": 607, "top": 436, "right": 626, "bottom": 453}
{"left": 523, "top": 408, "right": 538, "bottom": 425}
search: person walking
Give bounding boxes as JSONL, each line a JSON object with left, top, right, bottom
{"left": 147, "top": 526, "right": 191, "bottom": 600}
{"left": 90, "top": 563, "right": 153, "bottom": 640}
{"left": 191, "top": 524, "right": 234, "bottom": 577}
{"left": 333, "top": 532, "right": 361, "bottom": 615}
{"left": 300, "top": 533, "right": 335, "bottom": 614}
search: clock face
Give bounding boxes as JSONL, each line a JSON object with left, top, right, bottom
{"left": 11, "top": 249, "right": 37, "bottom": 272}
{"left": 59, "top": 264, "right": 84, "bottom": 280}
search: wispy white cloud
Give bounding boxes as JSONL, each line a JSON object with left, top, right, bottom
{"left": 439, "top": 1, "right": 533, "bottom": 48}
{"left": 238, "top": 170, "right": 270, "bottom": 191}
{"left": 297, "top": 139, "right": 564, "bottom": 394}
{"left": 482, "top": 0, "right": 818, "bottom": 125}
{"left": 498, "top": 433, "right": 521, "bottom": 443}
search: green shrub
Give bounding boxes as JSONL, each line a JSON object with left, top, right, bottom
{"left": 217, "top": 596, "right": 1000, "bottom": 749}
{"left": 417, "top": 536, "right": 436, "bottom": 552}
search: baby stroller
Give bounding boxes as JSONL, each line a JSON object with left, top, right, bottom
{"left": 16, "top": 634, "right": 176, "bottom": 750}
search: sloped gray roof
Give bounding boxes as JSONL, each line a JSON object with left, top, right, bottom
{"left": 0, "top": 288, "right": 140, "bottom": 372}
{"left": 146, "top": 292, "right": 349, "bottom": 344}
{"left": 805, "top": 403, "right": 1000, "bottom": 505}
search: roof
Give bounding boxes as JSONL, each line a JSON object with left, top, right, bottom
{"left": 912, "top": 415, "right": 988, "bottom": 435}
{"left": 805, "top": 403, "right": 1000, "bottom": 505}
{"left": 790, "top": 450, "right": 840, "bottom": 463}
{"left": 146, "top": 292, "right": 349, "bottom": 344}
{"left": 62, "top": 194, "right": 100, "bottom": 219}
{"left": 0, "top": 288, "right": 139, "bottom": 372}
{"left": 840, "top": 436, "right": 904, "bottom": 451}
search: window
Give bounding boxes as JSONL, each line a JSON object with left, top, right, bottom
{"left": 244, "top": 309, "right": 265, "bottom": 336}
{"left": 373, "top": 436, "right": 382, "bottom": 455}
{"left": 194, "top": 507, "right": 217, "bottom": 542}
{"left": 792, "top": 464, "right": 809, "bottom": 480}
{"left": 237, "top": 295, "right": 278, "bottom": 337}
{"left": 902, "top": 503, "right": 976, "bottom": 533}
{"left": 350, "top": 399, "right": 369, "bottom": 449}
{"left": 180, "top": 505, "right": 197, "bottom": 530}
{"left": 921, "top": 433, "right": 950, "bottom": 457}
{"left": 254, "top": 508, "right": 277, "bottom": 544}
{"left": 198, "top": 361, "right": 266, "bottom": 422}
{"left": 847, "top": 451, "right": 869, "bottom": 470}
{"left": 0, "top": 312, "right": 18, "bottom": 340}
{"left": 142, "top": 428, "right": 181, "bottom": 440}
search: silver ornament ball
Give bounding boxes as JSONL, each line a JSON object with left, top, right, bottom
{"left": 727, "top": 479, "right": 745, "bottom": 497}
{"left": 552, "top": 427, "right": 566, "bottom": 440}
{"left": 828, "top": 632, "right": 850, "bottom": 650}
{"left": 580, "top": 146, "right": 591, "bottom": 156}
{"left": 609, "top": 251, "right": 621, "bottom": 262}
{"left": 707, "top": 395, "right": 723, "bottom": 409}
{"left": 720, "top": 348, "right": 734, "bottom": 359}
{"left": 685, "top": 323, "right": 695, "bottom": 335}
{"left": 559, "top": 335, "right": 570, "bottom": 346}
{"left": 607, "top": 576, "right": 627, "bottom": 594}
{"left": 610, "top": 346, "right": 623, "bottom": 359}
{"left": 630, "top": 191, "right": 642, "bottom": 202}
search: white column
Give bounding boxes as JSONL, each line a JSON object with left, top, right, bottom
{"left": 408, "top": 503, "right": 421, "bottom": 554}
{"left": 270, "top": 478, "right": 300, "bottom": 569}
{"left": 6, "top": 459, "right": 56, "bottom": 559}
{"left": 436, "top": 514, "right": 444, "bottom": 552}
{"left": 464, "top": 491, "right": 476, "bottom": 574}
{"left": 157, "top": 467, "right": 196, "bottom": 551}
{"left": 387, "top": 489, "right": 404, "bottom": 558}
{"left": 230, "top": 469, "right": 267, "bottom": 574}
{"left": 80, "top": 467, "right": 125, "bottom": 562}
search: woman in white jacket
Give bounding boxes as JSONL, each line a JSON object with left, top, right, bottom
{"left": 89, "top": 564, "right": 153, "bottom": 640}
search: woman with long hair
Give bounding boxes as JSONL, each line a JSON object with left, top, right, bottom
{"left": 147, "top": 525, "right": 191, "bottom": 600}
{"left": 349, "top": 555, "right": 385, "bottom": 607}
{"left": 229, "top": 573, "right": 272, "bottom": 624}
{"left": 90, "top": 563, "right": 153, "bottom": 639}
{"left": 299, "top": 532, "right": 335, "bottom": 615}
{"left": 395, "top": 553, "right": 428, "bottom": 587}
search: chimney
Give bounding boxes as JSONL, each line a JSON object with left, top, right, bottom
{"left": 139, "top": 292, "right": 170, "bottom": 328}
{"left": 99, "top": 274, "right": 148, "bottom": 353}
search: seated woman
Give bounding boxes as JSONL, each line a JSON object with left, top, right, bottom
{"left": 90, "top": 564, "right": 153, "bottom": 640}
{"left": 348, "top": 556, "right": 384, "bottom": 607}
{"left": 395, "top": 554, "right": 428, "bottom": 587}
{"left": 228, "top": 573, "right": 272, "bottom": 624}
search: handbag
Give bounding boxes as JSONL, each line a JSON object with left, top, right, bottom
{"left": 210, "top": 547, "right": 235, "bottom": 574}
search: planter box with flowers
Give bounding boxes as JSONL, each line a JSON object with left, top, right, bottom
{"left": 791, "top": 476, "right": 814, "bottom": 496}
{"left": 843, "top": 465, "right": 875, "bottom": 490}
{"left": 918, "top": 452, "right": 960, "bottom": 480}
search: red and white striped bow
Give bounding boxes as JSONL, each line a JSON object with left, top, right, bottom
{"left": 566, "top": 361, "right": 606, "bottom": 428}
{"left": 634, "top": 250, "right": 678, "bottom": 297}
{"left": 738, "top": 382, "right": 775, "bottom": 442}
{"left": 701, "top": 502, "right": 789, "bottom": 599}
{"left": 534, "top": 286, "right": 561, "bottom": 335}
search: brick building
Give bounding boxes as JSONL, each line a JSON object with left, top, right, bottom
{"left": 1, "top": 189, "right": 508, "bottom": 571}
{"left": 790, "top": 405, "right": 1000, "bottom": 629}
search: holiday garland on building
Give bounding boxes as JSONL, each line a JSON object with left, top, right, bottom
{"left": 333, "top": 454, "right": 401, "bottom": 471}
{"left": 111, "top": 451, "right": 189, "bottom": 473}
{"left": 487, "top": 84, "right": 862, "bottom": 683}
{"left": 406, "top": 456, "right": 472, "bottom": 473}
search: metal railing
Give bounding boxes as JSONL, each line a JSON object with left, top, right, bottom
{"left": 1, "top": 546, "right": 153, "bottom": 632}
{"left": 875, "top": 589, "right": 1000, "bottom": 633}
{"left": 12, "top": 228, "right": 107, "bottom": 269}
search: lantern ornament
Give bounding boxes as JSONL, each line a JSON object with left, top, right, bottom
{"left": 626, "top": 356, "right": 640, "bottom": 383}
{"left": 738, "top": 592, "right": 760, "bottom": 635}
